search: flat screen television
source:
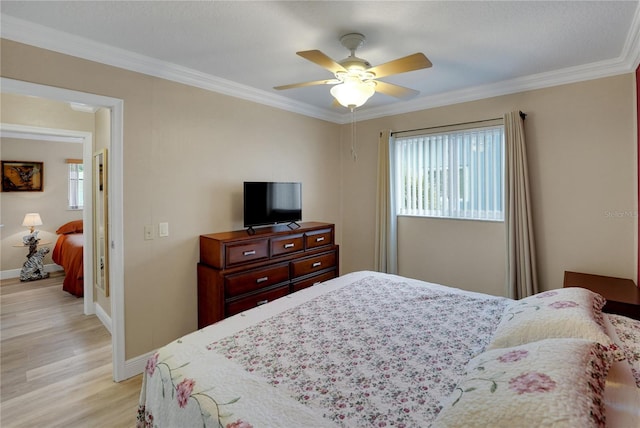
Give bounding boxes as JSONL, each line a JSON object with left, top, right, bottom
{"left": 243, "top": 181, "right": 302, "bottom": 229}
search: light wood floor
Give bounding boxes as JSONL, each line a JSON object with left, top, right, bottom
{"left": 1, "top": 272, "right": 141, "bottom": 427}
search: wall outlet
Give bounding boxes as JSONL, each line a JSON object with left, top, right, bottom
{"left": 144, "top": 224, "right": 154, "bottom": 240}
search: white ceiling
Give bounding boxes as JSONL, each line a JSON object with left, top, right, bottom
{"left": 2, "top": 1, "right": 639, "bottom": 124}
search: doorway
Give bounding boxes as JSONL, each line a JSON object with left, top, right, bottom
{"left": 0, "top": 123, "right": 94, "bottom": 309}
{"left": 1, "top": 77, "right": 126, "bottom": 381}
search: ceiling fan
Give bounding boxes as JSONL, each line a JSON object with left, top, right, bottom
{"left": 274, "top": 33, "right": 432, "bottom": 109}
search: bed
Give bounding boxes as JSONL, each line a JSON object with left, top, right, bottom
{"left": 52, "top": 220, "right": 84, "bottom": 297}
{"left": 137, "top": 271, "right": 640, "bottom": 427}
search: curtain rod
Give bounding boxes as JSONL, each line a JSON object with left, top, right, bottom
{"left": 391, "top": 111, "right": 526, "bottom": 137}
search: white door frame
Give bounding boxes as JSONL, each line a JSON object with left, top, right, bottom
{"left": 1, "top": 77, "right": 126, "bottom": 382}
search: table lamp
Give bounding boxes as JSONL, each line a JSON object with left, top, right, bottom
{"left": 22, "top": 213, "right": 43, "bottom": 233}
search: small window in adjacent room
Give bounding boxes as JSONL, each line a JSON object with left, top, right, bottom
{"left": 394, "top": 124, "right": 504, "bottom": 221}
{"left": 67, "top": 159, "right": 84, "bottom": 210}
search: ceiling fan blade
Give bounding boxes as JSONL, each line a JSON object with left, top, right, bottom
{"left": 297, "top": 50, "right": 347, "bottom": 74}
{"left": 274, "top": 79, "right": 338, "bottom": 91}
{"left": 374, "top": 80, "right": 420, "bottom": 99}
{"left": 367, "top": 53, "right": 432, "bottom": 79}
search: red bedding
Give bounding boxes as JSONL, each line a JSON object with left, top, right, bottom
{"left": 52, "top": 233, "right": 84, "bottom": 297}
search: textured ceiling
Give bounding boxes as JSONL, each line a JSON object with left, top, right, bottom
{"left": 1, "top": 1, "right": 639, "bottom": 123}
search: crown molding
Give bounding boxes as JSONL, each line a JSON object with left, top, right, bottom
{"left": 2, "top": 11, "right": 639, "bottom": 126}
{"left": 353, "top": 54, "right": 635, "bottom": 123}
{"left": 0, "top": 129, "right": 85, "bottom": 143}
{"left": 623, "top": 1, "right": 640, "bottom": 70}
{"left": 0, "top": 15, "right": 343, "bottom": 123}
{"left": 0, "top": 122, "right": 90, "bottom": 143}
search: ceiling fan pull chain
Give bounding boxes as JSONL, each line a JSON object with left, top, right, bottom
{"left": 351, "top": 107, "right": 358, "bottom": 162}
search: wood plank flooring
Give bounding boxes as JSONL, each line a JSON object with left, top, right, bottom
{"left": 1, "top": 273, "right": 141, "bottom": 427}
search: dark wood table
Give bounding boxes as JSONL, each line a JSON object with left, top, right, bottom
{"left": 563, "top": 271, "right": 640, "bottom": 320}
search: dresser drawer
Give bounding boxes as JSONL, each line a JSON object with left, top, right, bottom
{"left": 305, "top": 228, "right": 333, "bottom": 250}
{"left": 226, "top": 284, "right": 289, "bottom": 317}
{"left": 291, "top": 250, "right": 337, "bottom": 278}
{"left": 225, "top": 263, "right": 289, "bottom": 298}
{"left": 271, "top": 234, "right": 304, "bottom": 257}
{"left": 291, "top": 270, "right": 337, "bottom": 292}
{"left": 225, "top": 239, "right": 269, "bottom": 267}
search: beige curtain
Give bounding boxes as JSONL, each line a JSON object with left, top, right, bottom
{"left": 504, "top": 111, "right": 539, "bottom": 298}
{"left": 374, "top": 130, "right": 398, "bottom": 274}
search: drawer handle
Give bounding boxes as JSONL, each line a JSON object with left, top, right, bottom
{"left": 257, "top": 299, "right": 269, "bottom": 306}
{"left": 315, "top": 237, "right": 325, "bottom": 242}
{"left": 284, "top": 243, "right": 295, "bottom": 249}
{"left": 243, "top": 250, "right": 256, "bottom": 256}
{"left": 312, "top": 262, "right": 322, "bottom": 268}
{"left": 256, "top": 276, "right": 268, "bottom": 283}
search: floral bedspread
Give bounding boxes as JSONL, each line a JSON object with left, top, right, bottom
{"left": 138, "top": 274, "right": 509, "bottom": 427}
{"left": 607, "top": 313, "right": 640, "bottom": 388}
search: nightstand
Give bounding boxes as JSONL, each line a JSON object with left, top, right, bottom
{"left": 563, "top": 271, "right": 640, "bottom": 320}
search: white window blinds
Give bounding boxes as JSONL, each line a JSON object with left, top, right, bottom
{"left": 394, "top": 125, "right": 504, "bottom": 221}
{"left": 67, "top": 159, "right": 84, "bottom": 210}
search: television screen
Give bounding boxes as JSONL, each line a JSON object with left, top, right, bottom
{"left": 243, "top": 182, "right": 302, "bottom": 228}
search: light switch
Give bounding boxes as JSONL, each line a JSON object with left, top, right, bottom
{"left": 144, "top": 224, "right": 154, "bottom": 240}
{"left": 159, "top": 222, "right": 169, "bottom": 237}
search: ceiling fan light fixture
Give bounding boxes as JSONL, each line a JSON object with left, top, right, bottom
{"left": 330, "top": 77, "right": 376, "bottom": 108}
{"left": 275, "top": 33, "right": 431, "bottom": 110}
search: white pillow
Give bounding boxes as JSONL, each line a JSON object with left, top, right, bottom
{"left": 487, "top": 287, "right": 613, "bottom": 350}
{"left": 432, "top": 338, "right": 614, "bottom": 428}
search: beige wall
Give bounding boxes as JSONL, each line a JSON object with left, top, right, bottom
{"left": 1, "top": 40, "right": 343, "bottom": 359}
{"left": 398, "top": 217, "right": 506, "bottom": 296}
{"left": 340, "top": 74, "right": 637, "bottom": 295}
{"left": 1, "top": 92, "right": 95, "bottom": 131}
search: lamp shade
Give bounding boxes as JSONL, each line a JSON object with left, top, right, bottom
{"left": 22, "top": 213, "right": 43, "bottom": 232}
{"left": 330, "top": 77, "right": 376, "bottom": 109}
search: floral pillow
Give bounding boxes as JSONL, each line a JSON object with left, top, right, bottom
{"left": 432, "top": 338, "right": 614, "bottom": 428}
{"left": 487, "top": 287, "right": 613, "bottom": 351}
{"left": 607, "top": 313, "right": 640, "bottom": 388}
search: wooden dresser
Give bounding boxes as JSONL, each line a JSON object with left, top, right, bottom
{"left": 197, "top": 222, "right": 339, "bottom": 328}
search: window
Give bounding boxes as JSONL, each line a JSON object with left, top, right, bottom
{"left": 67, "top": 160, "right": 84, "bottom": 210}
{"left": 394, "top": 125, "right": 504, "bottom": 221}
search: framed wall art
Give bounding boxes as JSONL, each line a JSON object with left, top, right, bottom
{"left": 1, "top": 161, "right": 44, "bottom": 192}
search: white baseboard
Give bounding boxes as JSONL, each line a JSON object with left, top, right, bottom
{"left": 124, "top": 350, "right": 155, "bottom": 380}
{"left": 1, "top": 269, "right": 21, "bottom": 280}
{"left": 95, "top": 302, "right": 112, "bottom": 334}
{"left": 1, "top": 263, "right": 63, "bottom": 280}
